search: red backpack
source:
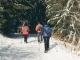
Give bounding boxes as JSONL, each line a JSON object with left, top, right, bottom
{"left": 23, "top": 26, "right": 29, "bottom": 32}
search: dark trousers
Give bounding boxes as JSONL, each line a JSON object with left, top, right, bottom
{"left": 23, "top": 35, "right": 28, "bottom": 43}
{"left": 37, "top": 32, "right": 43, "bottom": 42}
{"left": 43, "top": 37, "right": 50, "bottom": 51}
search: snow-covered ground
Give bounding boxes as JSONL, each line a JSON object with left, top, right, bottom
{"left": 0, "top": 33, "right": 80, "bottom": 60}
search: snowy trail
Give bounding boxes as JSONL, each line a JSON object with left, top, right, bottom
{"left": 0, "top": 33, "right": 80, "bottom": 60}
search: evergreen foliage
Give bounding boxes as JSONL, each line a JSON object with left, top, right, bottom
{"left": 0, "top": 0, "right": 31, "bottom": 35}
{"left": 46, "top": 0, "right": 80, "bottom": 45}
{"left": 0, "top": 0, "right": 46, "bottom": 35}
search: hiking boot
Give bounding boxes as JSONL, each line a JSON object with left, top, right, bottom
{"left": 40, "top": 41, "right": 43, "bottom": 43}
{"left": 24, "top": 41, "right": 28, "bottom": 43}
{"left": 26, "top": 42, "right": 28, "bottom": 43}
{"left": 44, "top": 50, "right": 48, "bottom": 53}
{"left": 47, "top": 48, "right": 50, "bottom": 51}
{"left": 38, "top": 42, "right": 41, "bottom": 44}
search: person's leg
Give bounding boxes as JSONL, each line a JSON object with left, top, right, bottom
{"left": 47, "top": 37, "right": 50, "bottom": 50}
{"left": 24, "top": 35, "right": 28, "bottom": 43}
{"left": 43, "top": 37, "right": 47, "bottom": 52}
{"left": 23, "top": 35, "right": 26, "bottom": 42}
{"left": 25, "top": 35, "right": 28, "bottom": 43}
{"left": 38, "top": 33, "right": 40, "bottom": 43}
{"left": 41, "top": 33, "right": 43, "bottom": 42}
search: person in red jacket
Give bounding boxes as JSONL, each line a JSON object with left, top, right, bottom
{"left": 21, "top": 23, "right": 30, "bottom": 43}
{"left": 35, "top": 22, "right": 43, "bottom": 43}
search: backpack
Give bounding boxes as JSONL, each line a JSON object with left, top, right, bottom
{"left": 24, "top": 26, "right": 28, "bottom": 32}
{"left": 43, "top": 27, "right": 51, "bottom": 37}
{"left": 37, "top": 24, "right": 42, "bottom": 31}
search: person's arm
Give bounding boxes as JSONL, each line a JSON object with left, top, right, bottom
{"left": 35, "top": 26, "right": 37, "bottom": 31}
{"left": 49, "top": 27, "right": 52, "bottom": 36}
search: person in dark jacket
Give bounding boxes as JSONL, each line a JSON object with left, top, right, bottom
{"left": 41, "top": 22, "right": 51, "bottom": 53}
{"left": 21, "top": 23, "right": 30, "bottom": 43}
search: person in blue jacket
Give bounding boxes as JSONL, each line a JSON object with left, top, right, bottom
{"left": 41, "top": 22, "right": 52, "bottom": 53}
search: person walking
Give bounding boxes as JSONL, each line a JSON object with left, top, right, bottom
{"left": 35, "top": 22, "right": 43, "bottom": 43}
{"left": 41, "top": 22, "right": 51, "bottom": 53}
{"left": 21, "top": 22, "right": 30, "bottom": 43}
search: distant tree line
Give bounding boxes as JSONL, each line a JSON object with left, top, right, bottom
{"left": 0, "top": 0, "right": 46, "bottom": 35}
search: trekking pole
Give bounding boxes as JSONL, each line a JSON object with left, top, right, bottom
{"left": 51, "top": 32, "right": 53, "bottom": 43}
{"left": 50, "top": 37, "right": 53, "bottom": 42}
{"left": 38, "top": 35, "right": 41, "bottom": 51}
{"left": 20, "top": 34, "right": 23, "bottom": 43}
{"left": 38, "top": 43, "right": 40, "bottom": 51}
{"left": 35, "top": 34, "right": 37, "bottom": 43}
